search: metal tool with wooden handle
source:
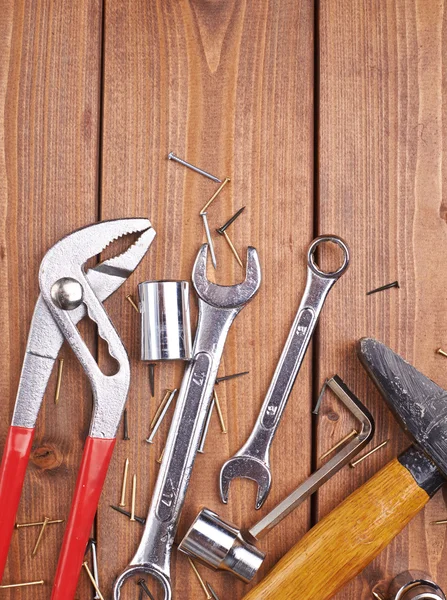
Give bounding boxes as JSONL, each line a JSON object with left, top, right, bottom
{"left": 241, "top": 339, "right": 446, "bottom": 600}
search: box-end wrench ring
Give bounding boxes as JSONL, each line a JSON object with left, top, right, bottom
{"left": 113, "top": 244, "right": 261, "bottom": 600}
{"left": 220, "top": 235, "right": 350, "bottom": 509}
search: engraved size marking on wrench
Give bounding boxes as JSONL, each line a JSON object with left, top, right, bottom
{"left": 157, "top": 353, "right": 211, "bottom": 523}
{"left": 261, "top": 308, "right": 314, "bottom": 429}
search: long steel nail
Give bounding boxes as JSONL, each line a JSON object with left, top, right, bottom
{"left": 83, "top": 561, "right": 105, "bottom": 600}
{"left": 15, "top": 519, "right": 64, "bottom": 529}
{"left": 207, "top": 582, "right": 221, "bottom": 600}
{"left": 119, "top": 458, "right": 129, "bottom": 507}
{"left": 138, "top": 578, "right": 155, "bottom": 600}
{"left": 89, "top": 539, "right": 100, "bottom": 600}
{"left": 349, "top": 440, "right": 389, "bottom": 468}
{"left": 200, "top": 178, "right": 231, "bottom": 213}
{"left": 0, "top": 581, "right": 44, "bottom": 589}
{"left": 215, "top": 371, "right": 249, "bottom": 384}
{"left": 148, "top": 363, "right": 156, "bottom": 397}
{"left": 216, "top": 206, "right": 245, "bottom": 234}
{"left": 110, "top": 505, "right": 146, "bottom": 525}
{"left": 432, "top": 519, "right": 447, "bottom": 525}
{"left": 130, "top": 474, "right": 137, "bottom": 521}
{"left": 188, "top": 557, "right": 212, "bottom": 599}
{"left": 437, "top": 348, "right": 447, "bottom": 358}
{"left": 320, "top": 429, "right": 358, "bottom": 460}
{"left": 32, "top": 517, "right": 50, "bottom": 557}
{"left": 213, "top": 389, "right": 227, "bottom": 433}
{"left": 366, "top": 281, "right": 400, "bottom": 295}
{"left": 123, "top": 408, "right": 130, "bottom": 441}
{"left": 200, "top": 212, "right": 217, "bottom": 269}
{"left": 198, "top": 399, "right": 215, "bottom": 453}
{"left": 312, "top": 378, "right": 329, "bottom": 415}
{"left": 55, "top": 358, "right": 64, "bottom": 404}
{"left": 126, "top": 294, "right": 140, "bottom": 312}
{"left": 150, "top": 389, "right": 172, "bottom": 430}
{"left": 146, "top": 389, "right": 177, "bottom": 443}
{"left": 168, "top": 151, "right": 221, "bottom": 183}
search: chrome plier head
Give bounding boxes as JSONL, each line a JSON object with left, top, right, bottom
{"left": 39, "top": 218, "right": 154, "bottom": 438}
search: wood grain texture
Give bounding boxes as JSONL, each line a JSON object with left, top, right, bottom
{"left": 242, "top": 458, "right": 431, "bottom": 600}
{"left": 0, "top": 1, "right": 102, "bottom": 598}
{"left": 98, "top": 1, "right": 314, "bottom": 598}
{"left": 317, "top": 0, "right": 447, "bottom": 597}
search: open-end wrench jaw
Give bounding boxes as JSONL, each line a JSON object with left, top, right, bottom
{"left": 193, "top": 244, "right": 261, "bottom": 308}
{"left": 220, "top": 455, "right": 271, "bottom": 509}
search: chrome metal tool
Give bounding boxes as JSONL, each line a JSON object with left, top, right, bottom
{"left": 0, "top": 219, "right": 155, "bottom": 599}
{"left": 113, "top": 243, "right": 261, "bottom": 600}
{"left": 179, "top": 376, "right": 374, "bottom": 582}
{"left": 220, "top": 235, "right": 350, "bottom": 509}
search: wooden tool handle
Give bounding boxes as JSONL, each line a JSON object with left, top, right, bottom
{"left": 242, "top": 458, "right": 431, "bottom": 600}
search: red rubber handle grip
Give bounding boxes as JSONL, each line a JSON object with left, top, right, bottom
{"left": 51, "top": 436, "right": 116, "bottom": 600}
{"left": 0, "top": 426, "right": 35, "bottom": 581}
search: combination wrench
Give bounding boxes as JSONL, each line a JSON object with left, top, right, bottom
{"left": 113, "top": 243, "right": 261, "bottom": 600}
{"left": 220, "top": 235, "right": 350, "bottom": 509}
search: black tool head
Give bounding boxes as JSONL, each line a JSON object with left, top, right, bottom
{"left": 358, "top": 338, "right": 447, "bottom": 479}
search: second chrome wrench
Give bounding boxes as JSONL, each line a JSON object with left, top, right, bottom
{"left": 220, "top": 235, "right": 350, "bottom": 509}
{"left": 113, "top": 244, "right": 261, "bottom": 600}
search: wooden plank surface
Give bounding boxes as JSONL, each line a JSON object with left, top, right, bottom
{"left": 98, "top": 1, "right": 314, "bottom": 599}
{"left": 1, "top": 1, "right": 446, "bottom": 599}
{"left": 0, "top": 1, "right": 102, "bottom": 598}
{"left": 317, "top": 0, "right": 447, "bottom": 597}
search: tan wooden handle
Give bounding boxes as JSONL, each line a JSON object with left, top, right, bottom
{"left": 242, "top": 458, "right": 430, "bottom": 600}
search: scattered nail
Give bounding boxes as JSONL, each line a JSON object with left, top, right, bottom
{"left": 187, "top": 557, "right": 212, "bottom": 599}
{"left": 119, "top": 458, "right": 129, "bottom": 507}
{"left": 32, "top": 517, "right": 50, "bottom": 557}
{"left": 130, "top": 474, "right": 137, "bottom": 522}
{"left": 320, "top": 429, "right": 358, "bottom": 460}
{"left": 366, "top": 281, "right": 400, "bottom": 296}
{"left": 213, "top": 389, "right": 227, "bottom": 434}
{"left": 349, "top": 440, "right": 389, "bottom": 468}
{"left": 0, "top": 581, "right": 44, "bottom": 589}
{"left": 215, "top": 371, "right": 249, "bottom": 384}
{"left": 168, "top": 151, "right": 222, "bottom": 184}
{"left": 200, "top": 178, "right": 231, "bottom": 213}
{"left": 54, "top": 358, "right": 64, "bottom": 404}
{"left": 437, "top": 348, "right": 447, "bottom": 358}
{"left": 137, "top": 578, "right": 155, "bottom": 600}
{"left": 146, "top": 389, "right": 177, "bottom": 444}
{"left": 126, "top": 294, "right": 139, "bottom": 312}
{"left": 123, "top": 408, "right": 130, "bottom": 441}
{"left": 15, "top": 519, "right": 64, "bottom": 529}
{"left": 198, "top": 399, "right": 215, "bottom": 454}
{"left": 148, "top": 363, "right": 156, "bottom": 397}
{"left": 110, "top": 505, "right": 146, "bottom": 525}
{"left": 200, "top": 212, "right": 217, "bottom": 270}
{"left": 83, "top": 561, "right": 105, "bottom": 600}
{"left": 207, "top": 582, "right": 221, "bottom": 600}
{"left": 312, "top": 378, "right": 329, "bottom": 415}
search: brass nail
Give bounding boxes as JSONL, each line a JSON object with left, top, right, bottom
{"left": 0, "top": 580, "right": 44, "bottom": 589}
{"left": 349, "top": 440, "right": 389, "bottom": 468}
{"left": 432, "top": 519, "right": 447, "bottom": 525}
{"left": 157, "top": 446, "right": 165, "bottom": 464}
{"left": 83, "top": 561, "right": 105, "bottom": 600}
{"left": 130, "top": 474, "right": 137, "bottom": 522}
{"left": 150, "top": 389, "right": 172, "bottom": 430}
{"left": 213, "top": 390, "right": 227, "bottom": 434}
{"left": 126, "top": 294, "right": 139, "bottom": 312}
{"left": 437, "top": 348, "right": 447, "bottom": 358}
{"left": 320, "top": 429, "right": 358, "bottom": 460}
{"left": 200, "top": 177, "right": 230, "bottom": 213}
{"left": 15, "top": 519, "right": 64, "bottom": 529}
{"left": 32, "top": 517, "right": 50, "bottom": 557}
{"left": 372, "top": 592, "right": 386, "bottom": 600}
{"left": 119, "top": 458, "right": 129, "bottom": 507}
{"left": 187, "top": 557, "right": 212, "bottom": 599}
{"left": 54, "top": 358, "right": 64, "bottom": 404}
{"left": 222, "top": 231, "right": 243, "bottom": 267}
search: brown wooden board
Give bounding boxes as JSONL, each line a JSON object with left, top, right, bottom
{"left": 1, "top": 1, "right": 446, "bottom": 599}
{"left": 98, "top": 1, "right": 314, "bottom": 599}
{"left": 0, "top": 1, "right": 102, "bottom": 598}
{"left": 317, "top": 0, "right": 447, "bottom": 597}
